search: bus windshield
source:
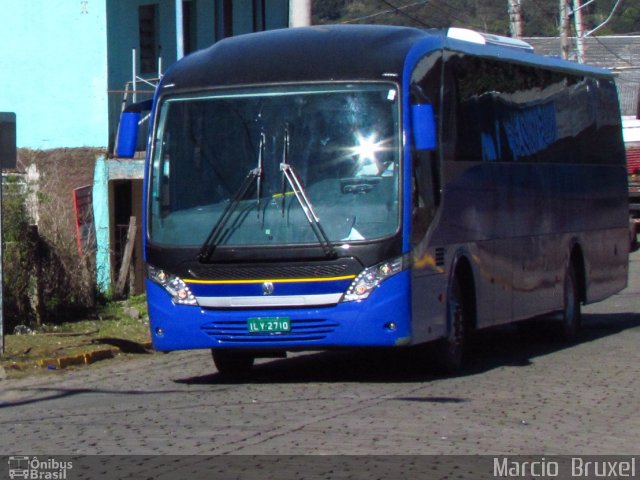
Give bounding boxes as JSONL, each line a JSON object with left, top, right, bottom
{"left": 149, "top": 83, "right": 401, "bottom": 248}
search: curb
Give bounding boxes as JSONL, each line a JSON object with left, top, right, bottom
{"left": 2, "top": 342, "right": 153, "bottom": 375}
{"left": 36, "top": 348, "right": 118, "bottom": 369}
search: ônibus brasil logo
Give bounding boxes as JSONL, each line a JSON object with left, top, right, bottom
{"left": 8, "top": 456, "right": 73, "bottom": 479}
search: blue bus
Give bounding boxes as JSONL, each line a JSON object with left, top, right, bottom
{"left": 118, "top": 25, "right": 628, "bottom": 375}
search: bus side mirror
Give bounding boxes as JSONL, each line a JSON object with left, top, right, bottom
{"left": 411, "top": 104, "right": 436, "bottom": 151}
{"left": 116, "top": 111, "right": 140, "bottom": 158}
{"left": 115, "top": 99, "right": 152, "bottom": 158}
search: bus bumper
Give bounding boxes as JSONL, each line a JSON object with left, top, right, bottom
{"left": 147, "top": 271, "right": 412, "bottom": 351}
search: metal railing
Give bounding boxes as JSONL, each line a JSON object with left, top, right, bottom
{"left": 110, "top": 49, "right": 162, "bottom": 157}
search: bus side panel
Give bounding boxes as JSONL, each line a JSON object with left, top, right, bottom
{"left": 419, "top": 50, "right": 629, "bottom": 330}
{"left": 579, "top": 164, "right": 630, "bottom": 303}
{"left": 509, "top": 227, "right": 628, "bottom": 319}
{"left": 507, "top": 163, "right": 628, "bottom": 318}
{"left": 581, "top": 227, "right": 629, "bottom": 304}
{"left": 427, "top": 161, "right": 517, "bottom": 329}
{"left": 410, "top": 269, "right": 447, "bottom": 344}
{"left": 427, "top": 161, "right": 628, "bottom": 327}
{"left": 509, "top": 234, "right": 565, "bottom": 322}
{"left": 475, "top": 238, "right": 516, "bottom": 327}
{"left": 410, "top": 239, "right": 502, "bottom": 340}
{"left": 147, "top": 270, "right": 413, "bottom": 351}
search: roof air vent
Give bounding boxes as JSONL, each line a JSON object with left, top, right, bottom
{"left": 447, "top": 27, "right": 534, "bottom": 53}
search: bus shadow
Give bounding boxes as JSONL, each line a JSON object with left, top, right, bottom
{"left": 465, "top": 312, "right": 640, "bottom": 374}
{"left": 176, "top": 312, "right": 640, "bottom": 385}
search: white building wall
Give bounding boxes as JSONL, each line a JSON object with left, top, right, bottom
{"left": 0, "top": 1, "right": 109, "bottom": 149}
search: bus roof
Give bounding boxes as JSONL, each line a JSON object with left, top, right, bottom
{"left": 160, "top": 25, "right": 613, "bottom": 91}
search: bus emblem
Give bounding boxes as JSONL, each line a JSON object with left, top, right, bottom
{"left": 262, "top": 282, "right": 274, "bottom": 295}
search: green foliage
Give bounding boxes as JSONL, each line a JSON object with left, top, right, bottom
{"left": 2, "top": 175, "right": 37, "bottom": 330}
{"left": 2, "top": 167, "right": 98, "bottom": 332}
{"left": 312, "top": 0, "right": 347, "bottom": 23}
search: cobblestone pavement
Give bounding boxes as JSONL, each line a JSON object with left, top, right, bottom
{"left": 0, "top": 255, "right": 638, "bottom": 457}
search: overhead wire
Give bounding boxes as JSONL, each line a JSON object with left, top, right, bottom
{"left": 412, "top": 0, "right": 485, "bottom": 29}
{"left": 337, "top": 0, "right": 639, "bottom": 75}
{"left": 525, "top": 0, "right": 559, "bottom": 21}
{"left": 585, "top": 0, "right": 625, "bottom": 36}
{"left": 590, "top": 35, "right": 636, "bottom": 67}
{"left": 508, "top": 0, "right": 639, "bottom": 71}
{"left": 341, "top": 0, "right": 483, "bottom": 31}
{"left": 340, "top": 0, "right": 430, "bottom": 24}
{"left": 377, "top": 0, "right": 430, "bottom": 27}
{"left": 569, "top": 0, "right": 638, "bottom": 69}
{"left": 336, "top": 0, "right": 640, "bottom": 102}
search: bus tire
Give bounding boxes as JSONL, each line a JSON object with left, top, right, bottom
{"left": 438, "top": 274, "right": 468, "bottom": 373}
{"left": 212, "top": 349, "right": 254, "bottom": 377}
{"left": 560, "top": 261, "right": 581, "bottom": 341}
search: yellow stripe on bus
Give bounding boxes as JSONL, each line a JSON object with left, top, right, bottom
{"left": 185, "top": 275, "right": 356, "bottom": 285}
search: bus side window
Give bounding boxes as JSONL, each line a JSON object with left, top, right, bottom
{"left": 412, "top": 150, "right": 439, "bottom": 243}
{"left": 440, "top": 54, "right": 458, "bottom": 164}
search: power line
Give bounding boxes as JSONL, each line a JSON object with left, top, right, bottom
{"left": 590, "top": 35, "right": 636, "bottom": 67}
{"left": 377, "top": 0, "right": 430, "bottom": 27}
{"left": 525, "top": 0, "right": 561, "bottom": 22}
{"left": 426, "top": 0, "right": 485, "bottom": 29}
{"left": 341, "top": 0, "right": 482, "bottom": 31}
{"left": 585, "top": 0, "right": 625, "bottom": 36}
{"left": 340, "top": 0, "right": 430, "bottom": 24}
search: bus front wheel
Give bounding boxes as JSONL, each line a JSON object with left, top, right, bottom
{"left": 438, "top": 275, "right": 469, "bottom": 373}
{"left": 212, "top": 349, "right": 254, "bottom": 377}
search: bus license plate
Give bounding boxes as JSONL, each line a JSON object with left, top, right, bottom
{"left": 248, "top": 317, "right": 291, "bottom": 333}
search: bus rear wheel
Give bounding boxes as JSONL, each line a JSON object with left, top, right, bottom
{"left": 212, "top": 350, "right": 254, "bottom": 377}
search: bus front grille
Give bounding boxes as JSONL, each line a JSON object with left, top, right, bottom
{"left": 189, "top": 263, "right": 354, "bottom": 280}
{"left": 201, "top": 318, "right": 339, "bottom": 343}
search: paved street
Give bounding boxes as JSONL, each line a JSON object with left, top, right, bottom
{"left": 1, "top": 254, "right": 639, "bottom": 458}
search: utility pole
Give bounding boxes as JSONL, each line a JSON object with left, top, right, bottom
{"left": 0, "top": 164, "right": 3, "bottom": 357}
{"left": 573, "top": 0, "right": 585, "bottom": 62}
{"left": 560, "top": 0, "right": 571, "bottom": 60}
{"left": 175, "top": 0, "right": 184, "bottom": 60}
{"left": 289, "top": 0, "right": 312, "bottom": 27}
{"left": 508, "top": 0, "right": 523, "bottom": 38}
{"left": 0, "top": 113, "right": 14, "bottom": 357}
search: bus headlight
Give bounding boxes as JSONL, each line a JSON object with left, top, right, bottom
{"left": 147, "top": 265, "right": 198, "bottom": 306}
{"left": 341, "top": 256, "right": 405, "bottom": 302}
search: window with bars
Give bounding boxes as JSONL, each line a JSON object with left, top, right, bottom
{"left": 139, "top": 4, "right": 159, "bottom": 74}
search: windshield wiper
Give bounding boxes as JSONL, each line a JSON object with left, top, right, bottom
{"left": 280, "top": 126, "right": 337, "bottom": 259}
{"left": 198, "top": 132, "right": 265, "bottom": 262}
